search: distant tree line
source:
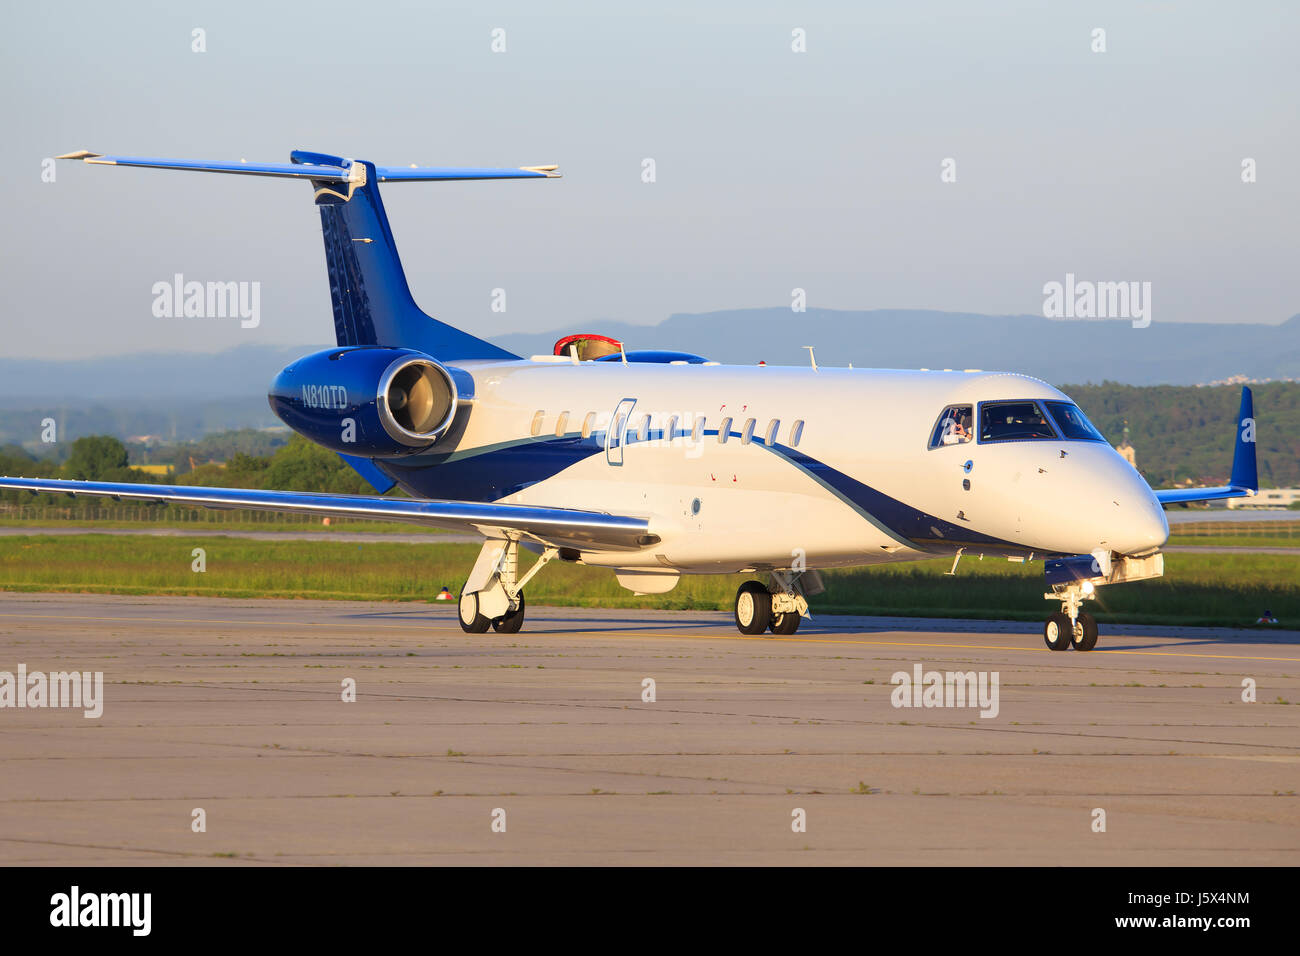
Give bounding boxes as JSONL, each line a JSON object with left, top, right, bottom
{"left": 0, "top": 434, "right": 372, "bottom": 510}
{"left": 1064, "top": 382, "right": 1298, "bottom": 488}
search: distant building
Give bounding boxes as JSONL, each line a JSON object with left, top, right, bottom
{"left": 1115, "top": 422, "right": 1137, "bottom": 469}
{"left": 1227, "top": 488, "right": 1300, "bottom": 510}
{"left": 1199, "top": 373, "right": 1299, "bottom": 387}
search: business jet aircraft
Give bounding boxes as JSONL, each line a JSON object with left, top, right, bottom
{"left": 0, "top": 150, "right": 1261, "bottom": 650}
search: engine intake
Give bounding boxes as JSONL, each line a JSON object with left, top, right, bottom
{"left": 379, "top": 357, "right": 457, "bottom": 446}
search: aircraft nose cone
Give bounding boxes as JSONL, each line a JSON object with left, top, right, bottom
{"left": 1106, "top": 481, "right": 1169, "bottom": 555}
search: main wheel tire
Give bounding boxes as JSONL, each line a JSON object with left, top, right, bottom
{"left": 458, "top": 590, "right": 491, "bottom": 634}
{"left": 493, "top": 591, "right": 526, "bottom": 633}
{"left": 1071, "top": 611, "right": 1098, "bottom": 652}
{"left": 1043, "top": 612, "right": 1072, "bottom": 651}
{"left": 770, "top": 611, "right": 801, "bottom": 635}
{"left": 735, "top": 581, "right": 772, "bottom": 635}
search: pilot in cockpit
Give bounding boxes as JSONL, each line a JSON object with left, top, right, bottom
{"left": 941, "top": 408, "right": 972, "bottom": 444}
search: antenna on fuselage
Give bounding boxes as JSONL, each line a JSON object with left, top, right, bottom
{"left": 802, "top": 346, "right": 818, "bottom": 372}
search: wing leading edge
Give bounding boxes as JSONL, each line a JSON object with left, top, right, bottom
{"left": 0, "top": 477, "right": 656, "bottom": 552}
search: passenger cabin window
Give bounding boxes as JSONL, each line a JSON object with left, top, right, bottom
{"left": 581, "top": 412, "right": 596, "bottom": 439}
{"left": 1044, "top": 401, "right": 1106, "bottom": 442}
{"left": 929, "top": 405, "right": 974, "bottom": 448}
{"left": 979, "top": 401, "right": 1057, "bottom": 442}
{"left": 718, "top": 416, "right": 733, "bottom": 443}
{"left": 555, "top": 411, "right": 570, "bottom": 437}
{"left": 764, "top": 419, "right": 780, "bottom": 447}
{"left": 741, "top": 418, "right": 756, "bottom": 445}
{"left": 790, "top": 420, "right": 804, "bottom": 447}
{"left": 530, "top": 410, "right": 545, "bottom": 437}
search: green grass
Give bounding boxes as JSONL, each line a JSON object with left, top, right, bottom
{"left": 815, "top": 552, "right": 1299, "bottom": 627}
{"left": 0, "top": 534, "right": 1295, "bottom": 628}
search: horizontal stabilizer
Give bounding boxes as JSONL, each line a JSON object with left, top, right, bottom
{"left": 58, "top": 151, "right": 561, "bottom": 184}
{"left": 377, "top": 164, "right": 560, "bottom": 182}
{"left": 57, "top": 151, "right": 353, "bottom": 181}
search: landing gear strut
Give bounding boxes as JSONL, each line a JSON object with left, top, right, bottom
{"left": 1043, "top": 581, "right": 1099, "bottom": 651}
{"left": 458, "top": 538, "right": 555, "bottom": 635}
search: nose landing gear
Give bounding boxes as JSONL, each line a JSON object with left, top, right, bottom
{"left": 1043, "top": 581, "right": 1099, "bottom": 651}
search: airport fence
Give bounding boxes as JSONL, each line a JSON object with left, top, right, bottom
{"left": 1169, "top": 520, "right": 1299, "bottom": 538}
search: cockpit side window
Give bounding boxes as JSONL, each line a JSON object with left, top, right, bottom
{"left": 929, "top": 405, "right": 974, "bottom": 448}
{"left": 979, "top": 401, "right": 1058, "bottom": 442}
{"left": 1044, "top": 401, "right": 1106, "bottom": 442}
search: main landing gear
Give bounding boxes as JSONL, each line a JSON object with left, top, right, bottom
{"left": 734, "top": 571, "right": 816, "bottom": 636}
{"left": 458, "top": 589, "right": 527, "bottom": 634}
{"left": 1043, "top": 581, "right": 1099, "bottom": 652}
{"left": 458, "top": 538, "right": 556, "bottom": 635}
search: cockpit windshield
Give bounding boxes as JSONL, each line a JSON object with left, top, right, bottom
{"left": 979, "top": 401, "right": 1057, "bottom": 442}
{"left": 1044, "top": 401, "right": 1107, "bottom": 442}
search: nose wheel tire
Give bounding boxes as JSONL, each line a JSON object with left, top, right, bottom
{"left": 1071, "top": 611, "right": 1098, "bottom": 652}
{"left": 735, "top": 581, "right": 773, "bottom": 634}
{"left": 1044, "top": 612, "right": 1073, "bottom": 651}
{"left": 493, "top": 592, "right": 526, "bottom": 633}
{"left": 770, "top": 612, "right": 802, "bottom": 635}
{"left": 458, "top": 591, "right": 491, "bottom": 634}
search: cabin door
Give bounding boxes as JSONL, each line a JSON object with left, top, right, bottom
{"left": 605, "top": 398, "right": 636, "bottom": 466}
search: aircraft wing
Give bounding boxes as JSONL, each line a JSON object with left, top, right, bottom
{"left": 0, "top": 477, "right": 657, "bottom": 552}
{"left": 1152, "top": 485, "right": 1254, "bottom": 506}
{"left": 1150, "top": 385, "right": 1259, "bottom": 507}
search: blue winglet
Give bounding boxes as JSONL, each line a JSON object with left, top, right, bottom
{"left": 1229, "top": 386, "right": 1258, "bottom": 492}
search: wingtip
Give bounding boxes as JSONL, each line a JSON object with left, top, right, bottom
{"left": 521, "top": 164, "right": 562, "bottom": 179}
{"left": 56, "top": 149, "right": 102, "bottom": 161}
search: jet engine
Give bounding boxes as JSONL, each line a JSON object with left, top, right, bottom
{"left": 268, "top": 347, "right": 463, "bottom": 457}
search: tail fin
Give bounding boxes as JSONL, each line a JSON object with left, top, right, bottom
{"left": 1229, "top": 385, "right": 1258, "bottom": 492}
{"left": 58, "top": 149, "right": 561, "bottom": 361}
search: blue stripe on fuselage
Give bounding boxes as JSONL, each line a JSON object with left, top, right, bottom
{"left": 375, "top": 427, "right": 1028, "bottom": 555}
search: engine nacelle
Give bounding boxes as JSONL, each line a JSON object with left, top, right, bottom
{"left": 268, "top": 347, "right": 462, "bottom": 457}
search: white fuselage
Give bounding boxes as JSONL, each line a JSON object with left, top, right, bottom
{"left": 428, "top": 360, "right": 1169, "bottom": 575}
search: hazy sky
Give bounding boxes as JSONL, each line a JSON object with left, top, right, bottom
{"left": 2, "top": 0, "right": 1296, "bottom": 358}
